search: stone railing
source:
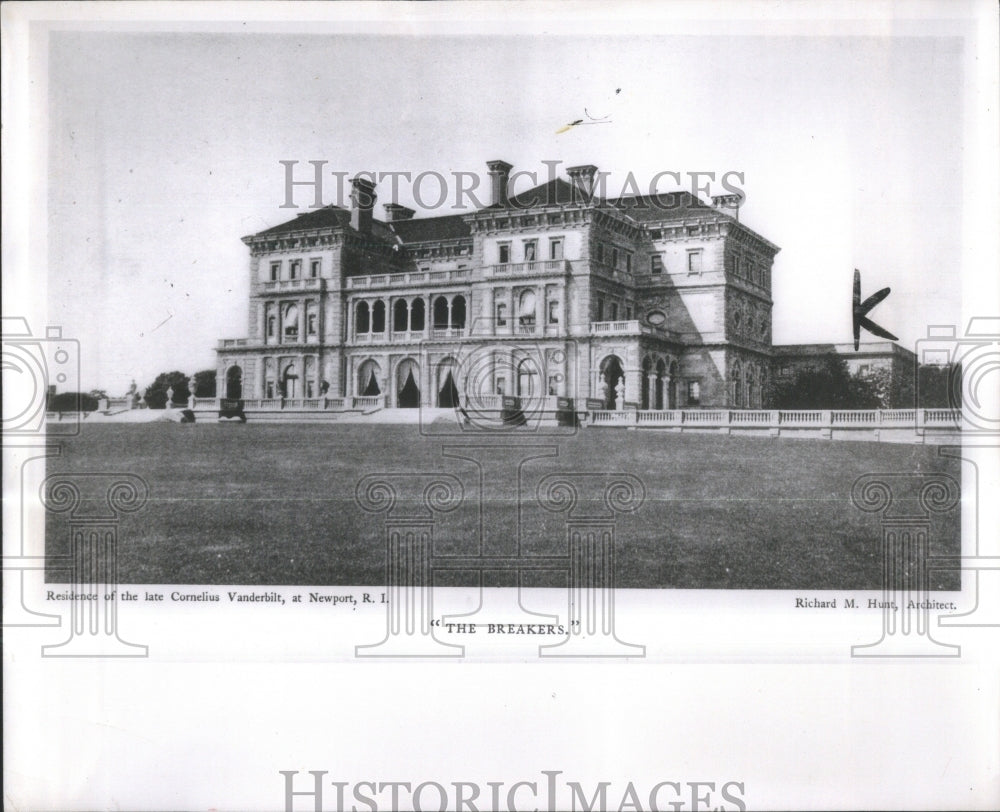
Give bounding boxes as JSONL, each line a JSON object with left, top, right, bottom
{"left": 194, "top": 396, "right": 383, "bottom": 413}
{"left": 346, "top": 269, "right": 472, "bottom": 290}
{"left": 485, "top": 259, "right": 569, "bottom": 277}
{"left": 259, "top": 278, "right": 325, "bottom": 293}
{"left": 587, "top": 408, "right": 962, "bottom": 438}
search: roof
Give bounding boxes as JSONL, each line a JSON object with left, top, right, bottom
{"left": 250, "top": 206, "right": 352, "bottom": 238}
{"left": 607, "top": 191, "right": 720, "bottom": 223}
{"left": 246, "top": 206, "right": 470, "bottom": 245}
{"left": 772, "top": 342, "right": 915, "bottom": 360}
{"left": 388, "top": 215, "right": 470, "bottom": 243}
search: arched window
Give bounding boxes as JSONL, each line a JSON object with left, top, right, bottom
{"left": 433, "top": 296, "right": 449, "bottom": 329}
{"left": 283, "top": 305, "right": 299, "bottom": 341}
{"left": 358, "top": 360, "right": 381, "bottom": 396}
{"left": 410, "top": 298, "right": 426, "bottom": 332}
{"left": 372, "top": 300, "right": 386, "bottom": 333}
{"left": 393, "top": 299, "right": 409, "bottom": 333}
{"left": 356, "top": 301, "right": 370, "bottom": 334}
{"left": 451, "top": 295, "right": 467, "bottom": 330}
{"left": 518, "top": 290, "right": 536, "bottom": 326}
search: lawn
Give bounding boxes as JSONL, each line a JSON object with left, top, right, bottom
{"left": 44, "top": 423, "right": 961, "bottom": 589}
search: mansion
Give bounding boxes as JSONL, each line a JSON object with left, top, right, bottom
{"left": 215, "top": 161, "right": 782, "bottom": 412}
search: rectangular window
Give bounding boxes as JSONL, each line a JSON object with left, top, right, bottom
{"left": 610, "top": 302, "right": 618, "bottom": 320}
{"left": 307, "top": 313, "right": 317, "bottom": 335}
{"left": 611, "top": 247, "right": 619, "bottom": 268}
{"left": 596, "top": 242, "right": 605, "bottom": 263}
{"left": 310, "top": 259, "right": 321, "bottom": 278}
{"left": 625, "top": 306, "right": 633, "bottom": 320}
{"left": 267, "top": 316, "right": 276, "bottom": 337}
{"left": 687, "top": 250, "right": 703, "bottom": 274}
{"left": 597, "top": 298, "right": 604, "bottom": 321}
{"left": 687, "top": 381, "right": 701, "bottom": 405}
{"left": 625, "top": 252, "right": 633, "bottom": 273}
{"left": 548, "top": 300, "right": 559, "bottom": 324}
{"left": 549, "top": 238, "right": 563, "bottom": 260}
{"left": 523, "top": 240, "right": 537, "bottom": 262}
{"left": 650, "top": 255, "right": 663, "bottom": 274}
{"left": 270, "top": 262, "right": 280, "bottom": 281}
{"left": 306, "top": 380, "right": 315, "bottom": 398}
{"left": 290, "top": 259, "right": 301, "bottom": 279}
{"left": 496, "top": 303, "right": 507, "bottom": 327}
{"left": 498, "top": 243, "right": 511, "bottom": 264}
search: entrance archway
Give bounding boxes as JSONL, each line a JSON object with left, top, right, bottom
{"left": 599, "top": 355, "right": 625, "bottom": 409}
{"left": 396, "top": 359, "right": 420, "bottom": 408}
{"left": 436, "top": 359, "right": 459, "bottom": 407}
{"left": 225, "top": 365, "right": 243, "bottom": 400}
{"left": 281, "top": 363, "right": 299, "bottom": 398}
{"left": 358, "top": 359, "right": 381, "bottom": 396}
{"left": 641, "top": 357, "right": 652, "bottom": 409}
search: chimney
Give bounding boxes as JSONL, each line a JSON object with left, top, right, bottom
{"left": 566, "top": 164, "right": 598, "bottom": 200}
{"left": 383, "top": 203, "right": 415, "bottom": 222}
{"left": 486, "top": 160, "right": 513, "bottom": 207}
{"left": 350, "top": 175, "right": 378, "bottom": 233}
{"left": 711, "top": 193, "right": 743, "bottom": 222}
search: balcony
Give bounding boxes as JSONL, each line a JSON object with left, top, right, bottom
{"left": 346, "top": 268, "right": 471, "bottom": 290}
{"left": 485, "top": 259, "right": 570, "bottom": 277}
{"left": 258, "top": 278, "right": 326, "bottom": 293}
{"left": 590, "top": 320, "right": 682, "bottom": 341}
{"left": 350, "top": 328, "right": 466, "bottom": 345}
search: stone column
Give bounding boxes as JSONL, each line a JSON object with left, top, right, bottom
{"left": 355, "top": 473, "right": 465, "bottom": 656}
{"left": 536, "top": 473, "right": 646, "bottom": 657}
{"left": 646, "top": 373, "right": 658, "bottom": 410}
{"left": 851, "top": 473, "right": 961, "bottom": 657}
{"left": 42, "top": 474, "right": 149, "bottom": 657}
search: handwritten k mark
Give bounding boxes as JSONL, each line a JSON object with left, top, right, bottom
{"left": 853, "top": 269, "right": 898, "bottom": 350}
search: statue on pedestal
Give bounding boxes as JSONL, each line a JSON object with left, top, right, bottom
{"left": 127, "top": 380, "right": 138, "bottom": 409}
{"left": 615, "top": 379, "right": 625, "bottom": 410}
{"left": 166, "top": 386, "right": 174, "bottom": 408}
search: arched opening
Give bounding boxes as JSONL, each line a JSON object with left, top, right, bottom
{"left": 283, "top": 305, "right": 299, "bottom": 342}
{"left": 358, "top": 359, "right": 381, "bottom": 396}
{"left": 745, "top": 366, "right": 755, "bottom": 409}
{"left": 599, "top": 355, "right": 625, "bottom": 410}
{"left": 451, "top": 295, "right": 466, "bottom": 330}
{"left": 433, "top": 296, "right": 449, "bottom": 329}
{"left": 731, "top": 362, "right": 742, "bottom": 407}
{"left": 225, "top": 365, "right": 243, "bottom": 400}
{"left": 410, "top": 298, "right": 426, "bottom": 332}
{"left": 641, "top": 357, "right": 652, "bottom": 409}
{"left": 396, "top": 358, "right": 420, "bottom": 408}
{"left": 393, "top": 299, "right": 409, "bottom": 333}
{"left": 517, "top": 357, "right": 540, "bottom": 400}
{"left": 518, "top": 289, "right": 537, "bottom": 328}
{"left": 355, "top": 301, "right": 370, "bottom": 334}
{"left": 281, "top": 363, "right": 299, "bottom": 398}
{"left": 655, "top": 359, "right": 666, "bottom": 410}
{"left": 437, "top": 358, "right": 459, "bottom": 407}
{"left": 372, "top": 300, "right": 386, "bottom": 333}
{"left": 668, "top": 361, "right": 678, "bottom": 409}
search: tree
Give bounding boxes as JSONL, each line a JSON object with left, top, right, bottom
{"left": 47, "top": 391, "right": 99, "bottom": 412}
{"left": 144, "top": 371, "right": 190, "bottom": 409}
{"left": 772, "top": 356, "right": 884, "bottom": 410}
{"left": 193, "top": 369, "right": 217, "bottom": 398}
{"left": 917, "top": 363, "right": 961, "bottom": 408}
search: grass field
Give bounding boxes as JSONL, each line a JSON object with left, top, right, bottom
{"left": 45, "top": 423, "right": 961, "bottom": 589}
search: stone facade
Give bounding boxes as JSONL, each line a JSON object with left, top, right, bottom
{"left": 217, "top": 161, "right": 783, "bottom": 410}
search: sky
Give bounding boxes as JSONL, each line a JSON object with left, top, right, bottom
{"left": 42, "top": 27, "right": 966, "bottom": 394}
